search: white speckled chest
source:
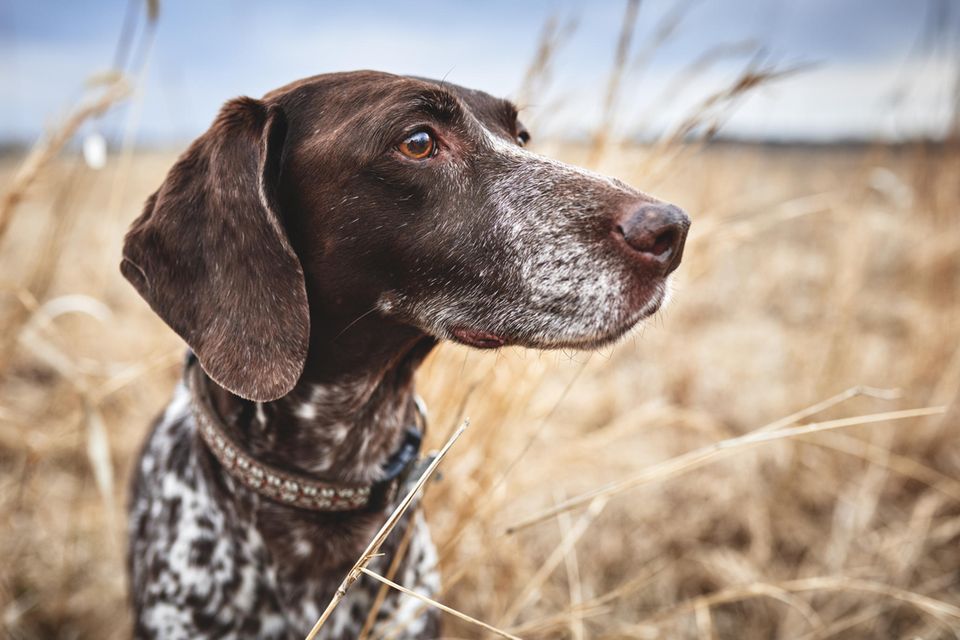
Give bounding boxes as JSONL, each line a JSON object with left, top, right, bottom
{"left": 127, "top": 385, "right": 440, "bottom": 639}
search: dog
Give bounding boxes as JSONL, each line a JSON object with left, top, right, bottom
{"left": 122, "top": 70, "right": 689, "bottom": 639}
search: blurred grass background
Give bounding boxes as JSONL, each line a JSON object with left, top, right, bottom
{"left": 2, "top": 1, "right": 960, "bottom": 638}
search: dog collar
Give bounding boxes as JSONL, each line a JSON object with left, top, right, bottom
{"left": 187, "top": 360, "right": 424, "bottom": 513}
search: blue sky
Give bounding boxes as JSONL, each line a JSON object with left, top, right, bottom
{"left": 1, "top": 0, "right": 958, "bottom": 144}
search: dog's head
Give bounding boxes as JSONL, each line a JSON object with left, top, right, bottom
{"left": 122, "top": 71, "right": 690, "bottom": 401}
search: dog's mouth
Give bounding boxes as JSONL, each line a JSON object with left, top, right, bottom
{"left": 450, "top": 326, "right": 507, "bottom": 349}
{"left": 447, "top": 278, "right": 670, "bottom": 351}
{"left": 551, "top": 282, "right": 669, "bottom": 349}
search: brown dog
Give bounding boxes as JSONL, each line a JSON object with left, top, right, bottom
{"left": 123, "top": 70, "right": 689, "bottom": 639}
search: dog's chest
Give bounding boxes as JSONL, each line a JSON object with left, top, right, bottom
{"left": 127, "top": 385, "right": 439, "bottom": 639}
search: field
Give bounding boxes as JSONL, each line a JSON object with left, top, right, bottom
{"left": 1, "top": 137, "right": 958, "bottom": 639}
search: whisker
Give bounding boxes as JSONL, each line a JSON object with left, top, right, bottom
{"left": 332, "top": 306, "right": 381, "bottom": 342}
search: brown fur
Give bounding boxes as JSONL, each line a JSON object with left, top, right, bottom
{"left": 123, "top": 70, "right": 689, "bottom": 639}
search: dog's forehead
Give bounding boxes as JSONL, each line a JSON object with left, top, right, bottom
{"left": 268, "top": 71, "right": 519, "bottom": 137}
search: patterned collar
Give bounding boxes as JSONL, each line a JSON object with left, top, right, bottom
{"left": 187, "top": 361, "right": 424, "bottom": 512}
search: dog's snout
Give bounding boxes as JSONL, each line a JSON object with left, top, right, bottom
{"left": 614, "top": 203, "right": 690, "bottom": 274}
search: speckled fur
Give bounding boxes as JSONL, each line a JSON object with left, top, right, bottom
{"left": 128, "top": 381, "right": 439, "bottom": 639}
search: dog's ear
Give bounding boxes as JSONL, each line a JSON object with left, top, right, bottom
{"left": 121, "top": 98, "right": 309, "bottom": 402}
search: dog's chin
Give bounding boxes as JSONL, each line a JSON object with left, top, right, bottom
{"left": 446, "top": 281, "right": 670, "bottom": 352}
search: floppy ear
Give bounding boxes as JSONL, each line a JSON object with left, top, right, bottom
{"left": 121, "top": 97, "right": 309, "bottom": 402}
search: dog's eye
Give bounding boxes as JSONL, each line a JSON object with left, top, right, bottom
{"left": 516, "top": 130, "right": 530, "bottom": 147}
{"left": 399, "top": 131, "right": 436, "bottom": 160}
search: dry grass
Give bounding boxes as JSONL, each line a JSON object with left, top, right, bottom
{"left": 2, "top": 6, "right": 960, "bottom": 638}
{"left": 306, "top": 421, "right": 468, "bottom": 640}
{"left": 1, "top": 138, "right": 958, "bottom": 639}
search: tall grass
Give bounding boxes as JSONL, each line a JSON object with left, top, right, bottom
{"left": 1, "top": 2, "right": 960, "bottom": 639}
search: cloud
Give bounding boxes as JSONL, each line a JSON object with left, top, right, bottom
{"left": 1, "top": 0, "right": 956, "bottom": 143}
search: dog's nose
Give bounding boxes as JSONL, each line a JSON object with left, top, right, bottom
{"left": 614, "top": 202, "right": 690, "bottom": 274}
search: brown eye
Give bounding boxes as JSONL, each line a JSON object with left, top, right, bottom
{"left": 517, "top": 130, "right": 530, "bottom": 147}
{"left": 399, "top": 131, "right": 436, "bottom": 159}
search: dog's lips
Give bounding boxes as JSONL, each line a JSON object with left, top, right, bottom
{"left": 444, "top": 275, "right": 670, "bottom": 351}
{"left": 450, "top": 326, "right": 506, "bottom": 349}
{"left": 550, "top": 277, "right": 669, "bottom": 348}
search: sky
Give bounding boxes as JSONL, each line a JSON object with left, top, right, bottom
{"left": 1, "top": 0, "right": 958, "bottom": 145}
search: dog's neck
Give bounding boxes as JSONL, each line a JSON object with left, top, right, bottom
{"left": 206, "top": 321, "right": 436, "bottom": 486}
